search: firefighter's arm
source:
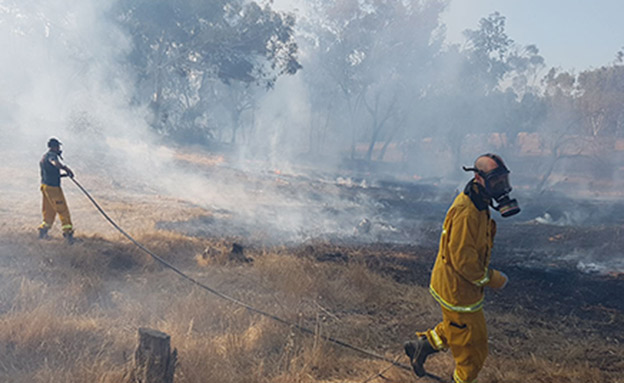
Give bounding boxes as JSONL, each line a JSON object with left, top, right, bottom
{"left": 63, "top": 166, "right": 75, "bottom": 178}
{"left": 448, "top": 212, "right": 491, "bottom": 286}
{"left": 49, "top": 157, "right": 74, "bottom": 178}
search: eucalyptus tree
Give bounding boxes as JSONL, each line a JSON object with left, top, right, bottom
{"left": 115, "top": 0, "right": 301, "bottom": 142}
{"left": 577, "top": 64, "right": 624, "bottom": 138}
{"left": 300, "top": 0, "right": 371, "bottom": 159}
{"left": 358, "top": 0, "right": 447, "bottom": 162}
{"left": 301, "top": 0, "right": 447, "bottom": 162}
{"left": 424, "top": 12, "right": 545, "bottom": 175}
{"left": 533, "top": 68, "right": 585, "bottom": 191}
{"left": 537, "top": 62, "right": 624, "bottom": 189}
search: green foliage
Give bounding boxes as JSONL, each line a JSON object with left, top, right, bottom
{"left": 113, "top": 0, "right": 301, "bottom": 140}
{"left": 109, "top": 0, "right": 624, "bottom": 176}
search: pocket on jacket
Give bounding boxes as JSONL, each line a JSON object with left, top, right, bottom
{"left": 450, "top": 321, "right": 467, "bottom": 329}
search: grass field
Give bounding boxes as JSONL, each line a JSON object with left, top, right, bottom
{"left": 1, "top": 152, "right": 622, "bottom": 383}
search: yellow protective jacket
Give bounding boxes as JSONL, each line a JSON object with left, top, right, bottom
{"left": 429, "top": 183, "right": 506, "bottom": 313}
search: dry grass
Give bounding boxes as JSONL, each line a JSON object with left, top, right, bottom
{"left": 0, "top": 228, "right": 425, "bottom": 383}
{"left": 0, "top": 178, "right": 622, "bottom": 383}
{"left": 1, "top": 228, "right": 623, "bottom": 382}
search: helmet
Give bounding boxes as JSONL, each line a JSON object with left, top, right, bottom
{"left": 47, "top": 137, "right": 62, "bottom": 148}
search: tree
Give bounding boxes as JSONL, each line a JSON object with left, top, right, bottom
{"left": 424, "top": 12, "right": 545, "bottom": 175}
{"left": 462, "top": 12, "right": 514, "bottom": 93}
{"left": 536, "top": 68, "right": 589, "bottom": 191}
{"left": 576, "top": 65, "right": 624, "bottom": 138}
{"left": 114, "top": 0, "right": 301, "bottom": 141}
{"left": 216, "top": 80, "right": 258, "bottom": 144}
{"left": 302, "top": 0, "right": 447, "bottom": 162}
{"left": 304, "top": 0, "right": 370, "bottom": 159}
{"left": 360, "top": 0, "right": 446, "bottom": 162}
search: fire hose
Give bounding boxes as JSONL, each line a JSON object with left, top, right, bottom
{"left": 68, "top": 176, "right": 448, "bottom": 383}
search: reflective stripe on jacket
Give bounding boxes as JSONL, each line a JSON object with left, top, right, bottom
{"left": 429, "top": 189, "right": 498, "bottom": 312}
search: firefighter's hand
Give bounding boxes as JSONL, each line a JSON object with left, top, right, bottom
{"left": 489, "top": 270, "right": 508, "bottom": 290}
{"left": 64, "top": 167, "right": 75, "bottom": 178}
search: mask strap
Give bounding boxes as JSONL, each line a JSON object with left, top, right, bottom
{"left": 463, "top": 166, "right": 487, "bottom": 179}
{"left": 484, "top": 153, "right": 509, "bottom": 172}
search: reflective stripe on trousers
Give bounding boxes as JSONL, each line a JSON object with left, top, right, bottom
{"left": 454, "top": 369, "right": 478, "bottom": 383}
{"left": 417, "top": 307, "right": 487, "bottom": 383}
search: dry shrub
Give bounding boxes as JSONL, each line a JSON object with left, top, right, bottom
{"left": 2, "top": 230, "right": 622, "bottom": 383}
{"left": 146, "top": 279, "right": 377, "bottom": 383}
{"left": 163, "top": 317, "right": 289, "bottom": 383}
{"left": 0, "top": 305, "right": 116, "bottom": 378}
{"left": 30, "top": 360, "right": 127, "bottom": 383}
{"left": 156, "top": 291, "right": 230, "bottom": 336}
{"left": 254, "top": 252, "right": 379, "bottom": 306}
{"left": 11, "top": 278, "right": 49, "bottom": 312}
{"left": 31, "top": 234, "right": 149, "bottom": 276}
{"left": 317, "top": 261, "right": 399, "bottom": 308}
{"left": 255, "top": 250, "right": 431, "bottom": 318}
{"left": 136, "top": 231, "right": 204, "bottom": 262}
{"left": 194, "top": 240, "right": 244, "bottom": 266}
{"left": 254, "top": 253, "right": 319, "bottom": 299}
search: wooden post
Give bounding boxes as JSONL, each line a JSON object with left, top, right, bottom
{"left": 131, "top": 328, "right": 177, "bottom": 383}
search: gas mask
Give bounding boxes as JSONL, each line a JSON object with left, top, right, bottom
{"left": 463, "top": 154, "right": 520, "bottom": 217}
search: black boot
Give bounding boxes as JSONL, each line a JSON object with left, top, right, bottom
{"left": 38, "top": 227, "right": 49, "bottom": 239}
{"left": 404, "top": 336, "right": 438, "bottom": 377}
{"left": 63, "top": 231, "right": 75, "bottom": 245}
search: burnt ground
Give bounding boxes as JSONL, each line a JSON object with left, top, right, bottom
{"left": 288, "top": 238, "right": 624, "bottom": 336}
{"left": 161, "top": 167, "right": 624, "bottom": 345}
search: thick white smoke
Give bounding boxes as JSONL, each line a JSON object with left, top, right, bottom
{"left": 0, "top": 0, "right": 387, "bottom": 243}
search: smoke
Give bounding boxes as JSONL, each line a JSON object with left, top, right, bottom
{"left": 0, "top": 1, "right": 542, "bottom": 247}
{"left": 1, "top": 1, "right": 131, "bottom": 144}
{"left": 3, "top": 0, "right": 624, "bottom": 278}
{"left": 0, "top": 0, "right": 388, "bottom": 245}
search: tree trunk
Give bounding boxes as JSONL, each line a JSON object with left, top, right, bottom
{"left": 536, "top": 156, "right": 558, "bottom": 193}
{"left": 377, "top": 125, "right": 401, "bottom": 162}
{"left": 150, "top": 36, "right": 167, "bottom": 132}
{"left": 130, "top": 328, "right": 177, "bottom": 383}
{"left": 365, "top": 121, "right": 381, "bottom": 162}
{"left": 349, "top": 104, "right": 358, "bottom": 160}
{"left": 231, "top": 110, "right": 241, "bottom": 144}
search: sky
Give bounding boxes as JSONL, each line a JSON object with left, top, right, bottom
{"left": 441, "top": 0, "right": 624, "bottom": 71}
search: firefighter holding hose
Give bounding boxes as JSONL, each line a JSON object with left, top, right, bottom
{"left": 405, "top": 153, "right": 520, "bottom": 383}
{"left": 38, "top": 137, "right": 75, "bottom": 244}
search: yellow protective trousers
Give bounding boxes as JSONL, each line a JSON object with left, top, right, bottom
{"left": 417, "top": 307, "right": 488, "bottom": 383}
{"left": 39, "top": 184, "right": 73, "bottom": 233}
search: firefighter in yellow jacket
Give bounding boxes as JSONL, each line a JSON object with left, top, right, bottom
{"left": 404, "top": 154, "right": 520, "bottom": 383}
{"left": 38, "top": 138, "right": 75, "bottom": 244}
